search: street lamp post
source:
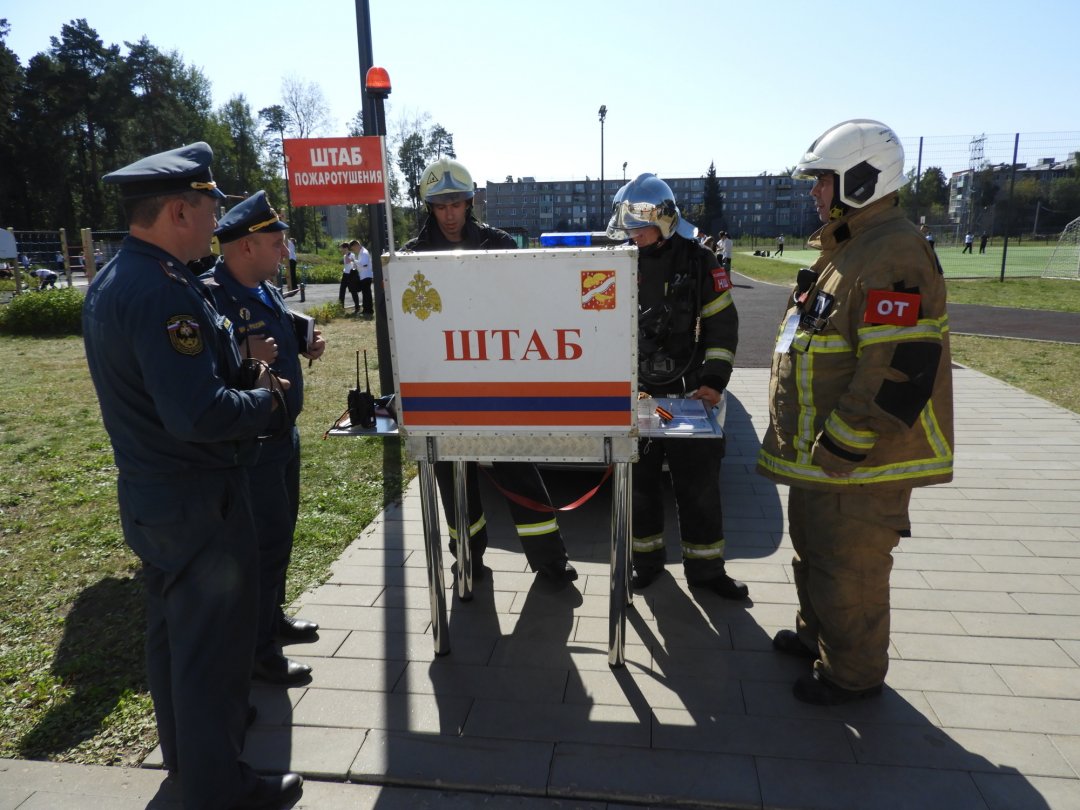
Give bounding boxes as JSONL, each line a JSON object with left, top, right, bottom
{"left": 598, "top": 105, "right": 607, "bottom": 231}
{"left": 622, "top": 161, "right": 627, "bottom": 182}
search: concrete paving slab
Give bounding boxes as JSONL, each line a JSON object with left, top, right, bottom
{"left": 548, "top": 742, "right": 760, "bottom": 808}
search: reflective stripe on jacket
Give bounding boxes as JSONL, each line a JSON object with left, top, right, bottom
{"left": 757, "top": 194, "right": 953, "bottom": 491}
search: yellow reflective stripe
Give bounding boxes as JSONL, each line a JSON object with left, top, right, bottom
{"left": 921, "top": 401, "right": 952, "bottom": 459}
{"left": 794, "top": 350, "right": 816, "bottom": 466}
{"left": 802, "top": 333, "right": 852, "bottom": 353}
{"left": 516, "top": 517, "right": 559, "bottom": 537}
{"left": 856, "top": 316, "right": 948, "bottom": 354}
{"left": 633, "top": 533, "right": 665, "bottom": 553}
{"left": 705, "top": 348, "right": 735, "bottom": 364}
{"left": 701, "top": 291, "right": 734, "bottom": 318}
{"left": 447, "top": 515, "right": 487, "bottom": 541}
{"left": 681, "top": 540, "right": 726, "bottom": 559}
{"left": 758, "top": 448, "right": 953, "bottom": 485}
{"left": 824, "top": 411, "right": 877, "bottom": 451}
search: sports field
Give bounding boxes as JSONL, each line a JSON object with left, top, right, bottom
{"left": 759, "top": 241, "right": 1072, "bottom": 280}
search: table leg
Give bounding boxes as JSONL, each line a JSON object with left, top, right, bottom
{"left": 453, "top": 460, "right": 473, "bottom": 602}
{"left": 608, "top": 461, "right": 631, "bottom": 667}
{"left": 418, "top": 461, "right": 449, "bottom": 655}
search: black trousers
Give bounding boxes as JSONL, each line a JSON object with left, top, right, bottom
{"left": 359, "top": 277, "right": 374, "bottom": 314}
{"left": 632, "top": 436, "right": 728, "bottom": 581}
{"left": 246, "top": 426, "right": 301, "bottom": 659}
{"left": 339, "top": 274, "right": 360, "bottom": 308}
{"left": 119, "top": 469, "right": 258, "bottom": 809}
{"left": 433, "top": 460, "right": 568, "bottom": 570}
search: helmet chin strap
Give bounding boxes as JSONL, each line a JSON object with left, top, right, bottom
{"left": 829, "top": 173, "right": 850, "bottom": 220}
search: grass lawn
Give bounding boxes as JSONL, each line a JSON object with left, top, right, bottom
{"left": 760, "top": 239, "right": 1074, "bottom": 281}
{"left": 0, "top": 311, "right": 412, "bottom": 765}
{"left": 733, "top": 252, "right": 1080, "bottom": 312}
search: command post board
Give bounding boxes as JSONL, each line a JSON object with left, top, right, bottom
{"left": 384, "top": 246, "right": 638, "bottom": 462}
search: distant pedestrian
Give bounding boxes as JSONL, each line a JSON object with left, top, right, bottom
{"left": 350, "top": 238, "right": 373, "bottom": 316}
{"left": 776, "top": 234, "right": 785, "bottom": 256}
{"left": 287, "top": 237, "right": 298, "bottom": 289}
{"left": 962, "top": 232, "right": 973, "bottom": 254}
{"left": 979, "top": 232, "right": 988, "bottom": 254}
{"left": 33, "top": 268, "right": 58, "bottom": 289}
{"left": 921, "top": 225, "right": 936, "bottom": 251}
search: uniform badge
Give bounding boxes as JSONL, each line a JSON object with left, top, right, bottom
{"left": 401, "top": 271, "right": 442, "bottom": 321}
{"left": 864, "top": 290, "right": 920, "bottom": 326}
{"left": 166, "top": 315, "right": 203, "bottom": 355}
{"left": 239, "top": 307, "right": 251, "bottom": 321}
{"left": 711, "top": 266, "right": 732, "bottom": 293}
{"left": 581, "top": 270, "right": 616, "bottom": 310}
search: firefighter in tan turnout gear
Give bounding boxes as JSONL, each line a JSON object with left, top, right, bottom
{"left": 757, "top": 120, "right": 954, "bottom": 705}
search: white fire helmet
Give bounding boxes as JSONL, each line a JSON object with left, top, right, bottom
{"left": 607, "top": 173, "right": 698, "bottom": 241}
{"left": 794, "top": 119, "right": 907, "bottom": 209}
{"left": 419, "top": 158, "right": 475, "bottom": 205}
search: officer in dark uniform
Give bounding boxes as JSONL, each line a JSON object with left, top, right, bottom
{"left": 608, "top": 174, "right": 749, "bottom": 600}
{"left": 83, "top": 143, "right": 302, "bottom": 809}
{"left": 403, "top": 157, "right": 578, "bottom": 583}
{"left": 200, "top": 191, "right": 326, "bottom": 687}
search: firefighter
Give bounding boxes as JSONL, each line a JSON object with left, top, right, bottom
{"left": 403, "top": 157, "right": 578, "bottom": 583}
{"left": 608, "top": 173, "right": 748, "bottom": 601}
{"left": 758, "top": 119, "right": 954, "bottom": 705}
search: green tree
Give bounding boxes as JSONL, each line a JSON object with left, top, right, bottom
{"left": 701, "top": 161, "right": 724, "bottom": 235}
{"left": 209, "top": 94, "right": 272, "bottom": 199}
{"left": 0, "top": 20, "right": 27, "bottom": 225}
{"left": 47, "top": 19, "right": 124, "bottom": 228}
{"left": 427, "top": 124, "right": 455, "bottom": 159}
{"left": 120, "top": 38, "right": 211, "bottom": 154}
{"left": 1049, "top": 178, "right": 1080, "bottom": 227}
{"left": 397, "top": 131, "right": 427, "bottom": 228}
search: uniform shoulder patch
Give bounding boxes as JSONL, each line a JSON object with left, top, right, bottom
{"left": 864, "top": 290, "right": 920, "bottom": 326}
{"left": 166, "top": 315, "right": 204, "bottom": 355}
{"left": 710, "top": 266, "right": 732, "bottom": 292}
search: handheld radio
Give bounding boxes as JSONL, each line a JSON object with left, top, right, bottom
{"left": 348, "top": 350, "right": 376, "bottom": 429}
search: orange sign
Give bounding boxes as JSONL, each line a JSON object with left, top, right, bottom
{"left": 283, "top": 137, "right": 385, "bottom": 206}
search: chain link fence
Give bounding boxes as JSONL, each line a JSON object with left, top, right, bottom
{"left": 905, "top": 131, "right": 1080, "bottom": 279}
{"left": 3, "top": 228, "right": 127, "bottom": 299}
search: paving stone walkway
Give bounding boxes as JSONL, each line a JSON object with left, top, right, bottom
{"left": 6, "top": 365, "right": 1079, "bottom": 809}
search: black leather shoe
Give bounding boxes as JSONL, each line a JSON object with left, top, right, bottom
{"left": 793, "top": 671, "right": 883, "bottom": 705}
{"left": 688, "top": 572, "right": 750, "bottom": 600}
{"left": 276, "top": 614, "right": 319, "bottom": 643}
{"left": 450, "top": 560, "right": 490, "bottom": 582}
{"left": 631, "top": 567, "right": 664, "bottom": 590}
{"left": 231, "top": 772, "right": 303, "bottom": 809}
{"left": 772, "top": 629, "right": 819, "bottom": 660}
{"left": 536, "top": 559, "right": 578, "bottom": 582}
{"left": 253, "top": 653, "right": 312, "bottom": 686}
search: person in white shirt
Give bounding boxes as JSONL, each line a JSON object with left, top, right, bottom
{"left": 350, "top": 239, "right": 374, "bottom": 316}
{"left": 337, "top": 241, "right": 361, "bottom": 312}
{"left": 718, "top": 231, "right": 733, "bottom": 271}
{"left": 287, "top": 237, "right": 298, "bottom": 289}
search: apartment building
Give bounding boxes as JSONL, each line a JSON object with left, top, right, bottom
{"left": 481, "top": 173, "right": 815, "bottom": 238}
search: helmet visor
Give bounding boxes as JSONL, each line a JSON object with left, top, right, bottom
{"left": 422, "top": 170, "right": 473, "bottom": 203}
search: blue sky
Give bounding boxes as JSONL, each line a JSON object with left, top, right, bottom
{"left": 5, "top": 0, "right": 1079, "bottom": 187}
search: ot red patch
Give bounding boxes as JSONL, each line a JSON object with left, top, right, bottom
{"left": 864, "top": 290, "right": 920, "bottom": 326}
